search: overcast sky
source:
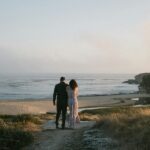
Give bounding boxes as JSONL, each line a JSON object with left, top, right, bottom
{"left": 0, "top": 0, "right": 150, "bottom": 74}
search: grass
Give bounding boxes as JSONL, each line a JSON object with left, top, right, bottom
{"left": 0, "top": 114, "right": 53, "bottom": 150}
{"left": 79, "top": 106, "right": 150, "bottom": 150}
{"left": 0, "top": 128, "right": 33, "bottom": 150}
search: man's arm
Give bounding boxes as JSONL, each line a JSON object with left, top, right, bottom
{"left": 53, "top": 85, "right": 57, "bottom": 105}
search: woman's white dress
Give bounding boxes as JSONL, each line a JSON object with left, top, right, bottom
{"left": 67, "top": 87, "right": 80, "bottom": 128}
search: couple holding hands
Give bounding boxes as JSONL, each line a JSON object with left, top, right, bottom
{"left": 53, "top": 77, "right": 80, "bottom": 129}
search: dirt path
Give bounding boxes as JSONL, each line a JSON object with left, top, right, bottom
{"left": 24, "top": 121, "right": 96, "bottom": 150}
{"left": 24, "top": 120, "right": 119, "bottom": 150}
{"left": 26, "top": 129, "right": 75, "bottom": 150}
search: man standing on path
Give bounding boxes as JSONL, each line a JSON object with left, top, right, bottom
{"left": 53, "top": 77, "right": 68, "bottom": 129}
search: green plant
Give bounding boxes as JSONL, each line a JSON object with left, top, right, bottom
{"left": 83, "top": 107, "right": 150, "bottom": 149}
{"left": 0, "top": 128, "right": 33, "bottom": 150}
{"left": 0, "top": 114, "right": 41, "bottom": 124}
{"left": 140, "top": 75, "right": 150, "bottom": 93}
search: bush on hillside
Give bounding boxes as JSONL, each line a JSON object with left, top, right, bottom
{"left": 139, "top": 75, "right": 150, "bottom": 93}
{"left": 0, "top": 128, "right": 33, "bottom": 150}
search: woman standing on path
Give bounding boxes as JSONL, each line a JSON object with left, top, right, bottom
{"left": 67, "top": 79, "right": 80, "bottom": 128}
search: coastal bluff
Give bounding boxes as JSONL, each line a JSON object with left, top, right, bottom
{"left": 124, "top": 73, "right": 150, "bottom": 95}
{"left": 135, "top": 73, "right": 150, "bottom": 83}
{"left": 123, "top": 73, "right": 150, "bottom": 84}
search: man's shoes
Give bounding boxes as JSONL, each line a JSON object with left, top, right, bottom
{"left": 55, "top": 121, "right": 59, "bottom": 129}
{"left": 61, "top": 126, "right": 65, "bottom": 129}
{"left": 56, "top": 125, "right": 60, "bottom": 129}
{"left": 56, "top": 125, "right": 66, "bottom": 129}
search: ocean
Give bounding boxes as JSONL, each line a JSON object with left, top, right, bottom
{"left": 0, "top": 73, "right": 139, "bottom": 100}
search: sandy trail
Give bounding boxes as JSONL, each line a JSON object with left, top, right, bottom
{"left": 24, "top": 120, "right": 119, "bottom": 150}
{"left": 1, "top": 94, "right": 150, "bottom": 149}
{"left": 24, "top": 121, "right": 95, "bottom": 150}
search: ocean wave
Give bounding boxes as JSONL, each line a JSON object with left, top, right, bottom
{"left": 0, "top": 74, "right": 139, "bottom": 100}
{"left": 7, "top": 82, "right": 30, "bottom": 87}
{"left": 32, "top": 79, "right": 52, "bottom": 82}
{"left": 115, "top": 85, "right": 126, "bottom": 88}
{"left": 79, "top": 92, "right": 138, "bottom": 97}
{"left": 0, "top": 92, "right": 33, "bottom": 96}
{"left": 102, "top": 79, "right": 118, "bottom": 81}
{"left": 69, "top": 78, "right": 95, "bottom": 81}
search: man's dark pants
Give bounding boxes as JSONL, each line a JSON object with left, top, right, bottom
{"left": 56, "top": 102, "right": 67, "bottom": 128}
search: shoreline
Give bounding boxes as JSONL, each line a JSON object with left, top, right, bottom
{"left": 0, "top": 92, "right": 145, "bottom": 102}
{"left": 0, "top": 93, "right": 150, "bottom": 115}
{"left": 0, "top": 92, "right": 139, "bottom": 101}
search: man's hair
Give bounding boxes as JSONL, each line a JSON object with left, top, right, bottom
{"left": 60, "top": 76, "right": 65, "bottom": 82}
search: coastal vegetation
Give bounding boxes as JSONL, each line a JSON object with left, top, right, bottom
{"left": 139, "top": 74, "right": 150, "bottom": 93}
{"left": 0, "top": 114, "right": 50, "bottom": 150}
{"left": 123, "top": 73, "right": 150, "bottom": 86}
{"left": 135, "top": 73, "right": 150, "bottom": 84}
{"left": 123, "top": 73, "right": 150, "bottom": 104}
{"left": 79, "top": 106, "right": 150, "bottom": 149}
{"left": 0, "top": 106, "right": 150, "bottom": 149}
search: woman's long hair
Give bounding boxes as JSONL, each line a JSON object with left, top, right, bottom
{"left": 69, "top": 79, "right": 78, "bottom": 90}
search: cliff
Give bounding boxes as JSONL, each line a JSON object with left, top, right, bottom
{"left": 123, "top": 73, "right": 150, "bottom": 85}
{"left": 135, "top": 73, "right": 150, "bottom": 84}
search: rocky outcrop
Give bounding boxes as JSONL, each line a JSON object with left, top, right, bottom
{"left": 135, "top": 97, "right": 150, "bottom": 105}
{"left": 123, "top": 79, "right": 138, "bottom": 84}
{"left": 139, "top": 73, "right": 150, "bottom": 93}
{"left": 123, "top": 73, "right": 150, "bottom": 85}
{"left": 135, "top": 73, "right": 150, "bottom": 84}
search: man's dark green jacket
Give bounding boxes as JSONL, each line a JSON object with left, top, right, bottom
{"left": 53, "top": 82, "right": 68, "bottom": 105}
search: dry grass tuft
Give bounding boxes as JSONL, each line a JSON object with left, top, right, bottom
{"left": 0, "top": 113, "right": 54, "bottom": 149}
{"left": 80, "top": 106, "right": 150, "bottom": 149}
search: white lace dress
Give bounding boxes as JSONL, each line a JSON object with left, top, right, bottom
{"left": 67, "top": 87, "right": 80, "bottom": 128}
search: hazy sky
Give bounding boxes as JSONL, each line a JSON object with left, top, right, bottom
{"left": 0, "top": 0, "right": 150, "bottom": 74}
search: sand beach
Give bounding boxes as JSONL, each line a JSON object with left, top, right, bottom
{"left": 0, "top": 93, "right": 150, "bottom": 115}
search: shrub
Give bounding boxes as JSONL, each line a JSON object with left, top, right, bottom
{"left": 136, "top": 97, "right": 150, "bottom": 104}
{"left": 0, "top": 114, "right": 42, "bottom": 149}
{"left": 92, "top": 107, "right": 150, "bottom": 149}
{"left": 0, "top": 128, "right": 33, "bottom": 150}
{"left": 0, "top": 114, "right": 41, "bottom": 124}
{"left": 140, "top": 75, "right": 150, "bottom": 93}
